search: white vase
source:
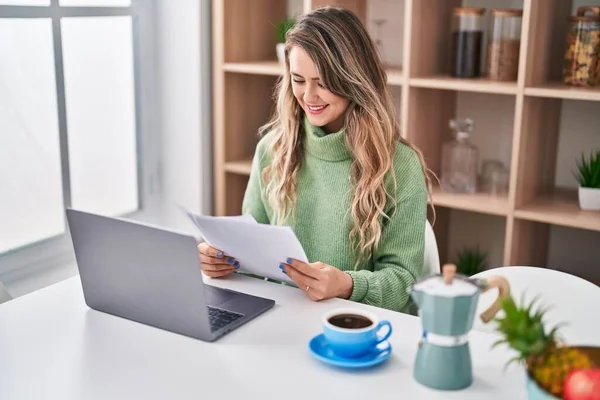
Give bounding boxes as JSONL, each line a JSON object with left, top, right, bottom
{"left": 276, "top": 43, "right": 286, "bottom": 66}
{"left": 578, "top": 186, "right": 600, "bottom": 210}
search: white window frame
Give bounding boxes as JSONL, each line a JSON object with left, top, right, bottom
{"left": 0, "top": 0, "right": 162, "bottom": 283}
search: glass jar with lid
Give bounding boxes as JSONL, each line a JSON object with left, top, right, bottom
{"left": 479, "top": 159, "right": 509, "bottom": 196}
{"left": 486, "top": 9, "right": 523, "bottom": 81}
{"left": 450, "top": 7, "right": 485, "bottom": 78}
{"left": 563, "top": 6, "right": 600, "bottom": 86}
{"left": 440, "top": 118, "right": 479, "bottom": 194}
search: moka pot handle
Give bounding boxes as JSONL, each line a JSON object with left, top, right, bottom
{"left": 479, "top": 276, "right": 511, "bottom": 323}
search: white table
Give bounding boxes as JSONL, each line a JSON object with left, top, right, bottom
{"left": 0, "top": 274, "right": 529, "bottom": 400}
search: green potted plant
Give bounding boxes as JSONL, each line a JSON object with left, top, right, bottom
{"left": 574, "top": 149, "right": 600, "bottom": 210}
{"left": 275, "top": 17, "right": 295, "bottom": 65}
{"left": 454, "top": 246, "right": 487, "bottom": 276}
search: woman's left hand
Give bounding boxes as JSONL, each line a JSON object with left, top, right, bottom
{"left": 280, "top": 258, "right": 353, "bottom": 301}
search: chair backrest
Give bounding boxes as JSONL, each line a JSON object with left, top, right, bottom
{"left": 0, "top": 281, "right": 12, "bottom": 305}
{"left": 422, "top": 220, "right": 440, "bottom": 277}
{"left": 471, "top": 266, "right": 600, "bottom": 346}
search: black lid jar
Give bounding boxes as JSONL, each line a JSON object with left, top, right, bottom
{"left": 450, "top": 7, "right": 486, "bottom": 78}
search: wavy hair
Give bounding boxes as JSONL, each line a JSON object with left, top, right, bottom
{"left": 260, "top": 6, "right": 433, "bottom": 266}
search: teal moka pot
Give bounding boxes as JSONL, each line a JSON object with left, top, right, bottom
{"left": 410, "top": 264, "right": 510, "bottom": 391}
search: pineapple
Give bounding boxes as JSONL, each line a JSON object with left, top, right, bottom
{"left": 493, "top": 294, "right": 596, "bottom": 398}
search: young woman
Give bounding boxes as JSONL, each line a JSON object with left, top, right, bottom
{"left": 198, "top": 6, "right": 432, "bottom": 314}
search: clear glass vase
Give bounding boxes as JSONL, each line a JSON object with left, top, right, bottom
{"left": 440, "top": 118, "right": 479, "bottom": 193}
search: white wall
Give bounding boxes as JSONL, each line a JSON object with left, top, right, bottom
{"left": 156, "top": 0, "right": 212, "bottom": 235}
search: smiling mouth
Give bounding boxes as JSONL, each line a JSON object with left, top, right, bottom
{"left": 306, "top": 104, "right": 328, "bottom": 114}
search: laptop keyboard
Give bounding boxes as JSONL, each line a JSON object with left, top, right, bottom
{"left": 207, "top": 306, "right": 244, "bottom": 332}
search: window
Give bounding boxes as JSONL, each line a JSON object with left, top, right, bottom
{"left": 0, "top": 1, "right": 160, "bottom": 275}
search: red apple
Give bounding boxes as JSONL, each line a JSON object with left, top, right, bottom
{"left": 564, "top": 369, "right": 600, "bottom": 400}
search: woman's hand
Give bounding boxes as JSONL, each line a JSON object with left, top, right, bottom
{"left": 280, "top": 258, "right": 353, "bottom": 301}
{"left": 197, "top": 242, "right": 239, "bottom": 278}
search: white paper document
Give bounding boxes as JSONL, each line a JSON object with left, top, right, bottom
{"left": 180, "top": 207, "right": 307, "bottom": 285}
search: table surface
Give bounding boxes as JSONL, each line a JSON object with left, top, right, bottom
{"left": 0, "top": 273, "right": 531, "bottom": 400}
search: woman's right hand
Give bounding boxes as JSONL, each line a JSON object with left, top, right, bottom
{"left": 197, "top": 242, "right": 239, "bottom": 278}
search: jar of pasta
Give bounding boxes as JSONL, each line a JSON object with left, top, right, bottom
{"left": 563, "top": 6, "right": 600, "bottom": 86}
{"left": 486, "top": 9, "right": 523, "bottom": 81}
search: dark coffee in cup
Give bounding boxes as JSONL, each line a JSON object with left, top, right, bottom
{"left": 322, "top": 308, "right": 393, "bottom": 358}
{"left": 328, "top": 313, "right": 373, "bottom": 329}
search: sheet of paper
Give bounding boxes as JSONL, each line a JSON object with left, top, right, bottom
{"left": 180, "top": 205, "right": 257, "bottom": 228}
{"left": 180, "top": 207, "right": 307, "bottom": 285}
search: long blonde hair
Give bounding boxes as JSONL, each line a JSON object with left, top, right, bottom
{"left": 260, "top": 6, "right": 433, "bottom": 264}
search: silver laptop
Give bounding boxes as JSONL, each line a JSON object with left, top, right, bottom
{"left": 66, "top": 208, "right": 275, "bottom": 342}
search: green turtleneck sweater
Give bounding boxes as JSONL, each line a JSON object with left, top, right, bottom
{"left": 241, "top": 116, "right": 427, "bottom": 314}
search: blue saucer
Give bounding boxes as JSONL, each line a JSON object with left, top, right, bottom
{"left": 308, "top": 333, "right": 392, "bottom": 369}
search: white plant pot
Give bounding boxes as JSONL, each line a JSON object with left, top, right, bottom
{"left": 578, "top": 186, "right": 600, "bottom": 210}
{"left": 276, "top": 43, "right": 286, "bottom": 66}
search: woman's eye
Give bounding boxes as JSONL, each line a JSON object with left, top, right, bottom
{"left": 318, "top": 83, "right": 325, "bottom": 89}
{"left": 292, "top": 79, "right": 304, "bottom": 84}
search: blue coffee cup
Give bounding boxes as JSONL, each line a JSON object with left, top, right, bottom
{"left": 322, "top": 308, "right": 393, "bottom": 358}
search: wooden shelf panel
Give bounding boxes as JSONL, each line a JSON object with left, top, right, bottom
{"left": 385, "top": 66, "right": 403, "bottom": 86}
{"left": 525, "top": 82, "right": 600, "bottom": 102}
{"left": 514, "top": 189, "right": 600, "bottom": 232}
{"left": 409, "top": 75, "right": 518, "bottom": 95}
{"left": 310, "top": 0, "right": 367, "bottom": 24}
{"left": 222, "top": 61, "right": 404, "bottom": 86}
{"left": 430, "top": 186, "right": 509, "bottom": 216}
{"left": 223, "top": 61, "right": 282, "bottom": 76}
{"left": 225, "top": 159, "right": 252, "bottom": 175}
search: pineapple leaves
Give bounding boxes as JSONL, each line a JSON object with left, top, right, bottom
{"left": 548, "top": 323, "right": 566, "bottom": 342}
{"left": 503, "top": 355, "right": 525, "bottom": 371}
{"left": 525, "top": 294, "right": 542, "bottom": 317}
{"left": 502, "top": 295, "right": 518, "bottom": 316}
{"left": 511, "top": 339, "right": 533, "bottom": 354}
{"left": 491, "top": 290, "right": 561, "bottom": 360}
{"left": 529, "top": 339, "right": 547, "bottom": 354}
{"left": 528, "top": 321, "right": 544, "bottom": 342}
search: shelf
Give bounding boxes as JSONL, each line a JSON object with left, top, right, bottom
{"left": 223, "top": 61, "right": 282, "bottom": 76}
{"left": 385, "top": 66, "right": 403, "bottom": 86}
{"left": 224, "top": 159, "right": 252, "bottom": 175}
{"left": 524, "top": 82, "right": 600, "bottom": 102}
{"left": 430, "top": 186, "right": 509, "bottom": 216}
{"left": 409, "top": 75, "right": 518, "bottom": 95}
{"left": 213, "top": 0, "right": 600, "bottom": 271}
{"left": 514, "top": 189, "right": 600, "bottom": 232}
{"left": 222, "top": 61, "right": 404, "bottom": 86}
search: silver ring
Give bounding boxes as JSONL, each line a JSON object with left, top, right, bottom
{"left": 305, "top": 285, "right": 310, "bottom": 292}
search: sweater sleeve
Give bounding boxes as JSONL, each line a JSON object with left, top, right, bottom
{"left": 346, "top": 147, "right": 427, "bottom": 313}
{"left": 241, "top": 135, "right": 271, "bottom": 224}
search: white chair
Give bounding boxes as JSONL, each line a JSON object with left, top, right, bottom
{"left": 471, "top": 266, "right": 600, "bottom": 346}
{"left": 0, "top": 281, "right": 12, "bottom": 304}
{"left": 422, "top": 220, "right": 440, "bottom": 277}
